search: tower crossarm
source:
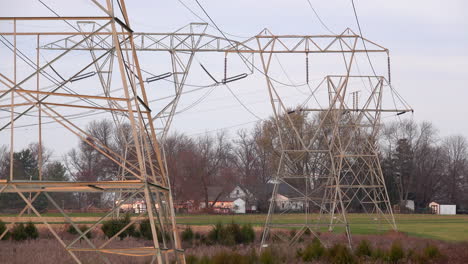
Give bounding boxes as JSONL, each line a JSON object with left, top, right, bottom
{"left": 40, "top": 25, "right": 388, "bottom": 54}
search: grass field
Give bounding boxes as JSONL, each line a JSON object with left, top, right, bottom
{"left": 1, "top": 213, "right": 467, "bottom": 242}
{"left": 174, "top": 213, "right": 468, "bottom": 242}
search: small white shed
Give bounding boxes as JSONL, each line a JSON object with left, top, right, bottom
{"left": 429, "top": 201, "right": 456, "bottom": 215}
{"left": 405, "top": 200, "right": 415, "bottom": 211}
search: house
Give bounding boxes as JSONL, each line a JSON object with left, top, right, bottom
{"left": 196, "top": 185, "right": 259, "bottom": 214}
{"left": 429, "top": 201, "right": 456, "bottom": 215}
{"left": 208, "top": 197, "right": 246, "bottom": 214}
{"left": 267, "top": 182, "right": 304, "bottom": 211}
{"left": 198, "top": 186, "right": 237, "bottom": 214}
{"left": 271, "top": 193, "right": 304, "bottom": 211}
{"left": 228, "top": 185, "right": 257, "bottom": 212}
{"left": 200, "top": 196, "right": 237, "bottom": 214}
{"left": 118, "top": 199, "right": 147, "bottom": 213}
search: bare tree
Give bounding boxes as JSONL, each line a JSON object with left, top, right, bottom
{"left": 381, "top": 120, "right": 443, "bottom": 208}
{"left": 65, "top": 120, "right": 120, "bottom": 209}
{"left": 441, "top": 135, "right": 468, "bottom": 206}
{"left": 163, "top": 132, "right": 235, "bottom": 210}
{"left": 196, "top": 132, "right": 235, "bottom": 209}
{"left": 163, "top": 132, "right": 195, "bottom": 201}
{"left": 233, "top": 129, "right": 259, "bottom": 185}
{"left": 28, "top": 142, "right": 52, "bottom": 176}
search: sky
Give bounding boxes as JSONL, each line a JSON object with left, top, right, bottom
{"left": 0, "top": 0, "right": 467, "bottom": 158}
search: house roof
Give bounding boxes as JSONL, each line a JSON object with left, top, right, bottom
{"left": 207, "top": 186, "right": 241, "bottom": 202}
{"left": 430, "top": 200, "right": 455, "bottom": 205}
{"left": 207, "top": 186, "right": 226, "bottom": 201}
{"left": 236, "top": 184, "right": 253, "bottom": 195}
{"left": 266, "top": 182, "right": 301, "bottom": 198}
{"left": 206, "top": 185, "right": 254, "bottom": 202}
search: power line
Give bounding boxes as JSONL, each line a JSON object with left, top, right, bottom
{"left": 191, "top": 54, "right": 263, "bottom": 120}
{"left": 193, "top": 0, "right": 311, "bottom": 88}
{"left": 0, "top": 35, "right": 108, "bottom": 110}
{"left": 193, "top": 0, "right": 323, "bottom": 122}
{"left": 350, "top": 0, "right": 377, "bottom": 76}
{"left": 224, "top": 82, "right": 262, "bottom": 120}
{"left": 176, "top": 0, "right": 250, "bottom": 39}
{"left": 305, "top": 0, "right": 336, "bottom": 34}
{"left": 350, "top": 0, "right": 412, "bottom": 120}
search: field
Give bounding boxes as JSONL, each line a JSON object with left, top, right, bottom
{"left": 176, "top": 213, "right": 468, "bottom": 242}
{"left": 2, "top": 213, "right": 467, "bottom": 242}
{"left": 1, "top": 213, "right": 468, "bottom": 263}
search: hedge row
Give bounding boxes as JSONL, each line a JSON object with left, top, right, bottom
{"left": 0, "top": 220, "right": 38, "bottom": 241}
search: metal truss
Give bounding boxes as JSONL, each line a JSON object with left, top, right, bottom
{"left": 1, "top": 2, "right": 411, "bottom": 260}
{"left": 38, "top": 20, "right": 411, "bottom": 250}
{"left": 254, "top": 30, "right": 411, "bottom": 248}
{"left": 151, "top": 23, "right": 209, "bottom": 141}
{"left": 40, "top": 26, "right": 390, "bottom": 141}
{"left": 41, "top": 27, "right": 387, "bottom": 54}
{"left": 0, "top": 1, "right": 184, "bottom": 263}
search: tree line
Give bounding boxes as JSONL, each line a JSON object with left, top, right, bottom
{"left": 0, "top": 115, "right": 467, "bottom": 213}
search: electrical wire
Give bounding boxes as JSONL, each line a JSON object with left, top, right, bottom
{"left": 191, "top": 0, "right": 304, "bottom": 122}
{"left": 0, "top": 35, "right": 109, "bottom": 111}
{"left": 350, "top": 0, "right": 411, "bottom": 120}
{"left": 163, "top": 85, "right": 217, "bottom": 117}
{"left": 0, "top": 1, "right": 129, "bottom": 134}
{"left": 350, "top": 0, "right": 377, "bottom": 76}
{"left": 1, "top": 110, "right": 108, "bottom": 130}
{"left": 176, "top": 0, "right": 250, "bottom": 39}
{"left": 191, "top": 54, "right": 262, "bottom": 121}
{"left": 305, "top": 0, "right": 336, "bottom": 35}
{"left": 193, "top": 0, "right": 311, "bottom": 89}
{"left": 274, "top": 54, "right": 310, "bottom": 96}
{"left": 224, "top": 82, "right": 262, "bottom": 120}
{"left": 0, "top": 1, "right": 224, "bottom": 134}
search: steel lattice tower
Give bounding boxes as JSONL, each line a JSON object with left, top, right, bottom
{"left": 1, "top": 1, "right": 413, "bottom": 258}
{"left": 39, "top": 24, "right": 412, "bottom": 249}
{"left": 257, "top": 30, "right": 412, "bottom": 248}
{"left": 0, "top": 1, "right": 185, "bottom": 263}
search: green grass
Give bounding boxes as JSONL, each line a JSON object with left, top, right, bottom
{"left": 174, "top": 213, "right": 468, "bottom": 242}
{"left": 1, "top": 213, "right": 467, "bottom": 242}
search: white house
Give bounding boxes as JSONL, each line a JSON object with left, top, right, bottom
{"left": 271, "top": 193, "right": 304, "bottom": 211}
{"left": 267, "top": 181, "right": 304, "bottom": 211}
{"left": 429, "top": 201, "right": 456, "bottom": 215}
{"left": 118, "top": 199, "right": 147, "bottom": 213}
{"left": 229, "top": 185, "right": 257, "bottom": 212}
{"left": 194, "top": 185, "right": 258, "bottom": 214}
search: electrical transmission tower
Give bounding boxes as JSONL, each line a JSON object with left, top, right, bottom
{"left": 255, "top": 29, "right": 413, "bottom": 247}
{"left": 47, "top": 25, "right": 412, "bottom": 248}
{"left": 0, "top": 1, "right": 184, "bottom": 263}
{"left": 1, "top": 1, "right": 412, "bottom": 261}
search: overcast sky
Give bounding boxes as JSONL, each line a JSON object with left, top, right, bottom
{"left": 1, "top": 0, "right": 467, "bottom": 158}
